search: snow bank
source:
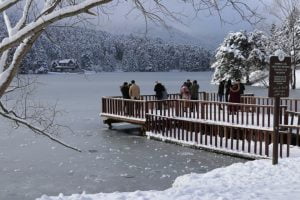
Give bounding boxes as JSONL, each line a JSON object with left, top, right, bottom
{"left": 38, "top": 157, "right": 300, "bottom": 200}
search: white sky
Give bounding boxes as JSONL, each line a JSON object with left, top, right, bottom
{"left": 83, "top": 0, "right": 275, "bottom": 47}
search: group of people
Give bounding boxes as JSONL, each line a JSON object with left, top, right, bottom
{"left": 120, "top": 78, "right": 244, "bottom": 105}
{"left": 217, "top": 79, "right": 245, "bottom": 113}
{"left": 154, "top": 79, "right": 199, "bottom": 101}
{"left": 120, "top": 80, "right": 140, "bottom": 100}
{"left": 120, "top": 79, "right": 200, "bottom": 101}
{"left": 218, "top": 79, "right": 245, "bottom": 104}
{"left": 180, "top": 79, "right": 200, "bottom": 100}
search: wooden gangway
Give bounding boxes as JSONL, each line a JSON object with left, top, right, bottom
{"left": 100, "top": 92, "right": 300, "bottom": 159}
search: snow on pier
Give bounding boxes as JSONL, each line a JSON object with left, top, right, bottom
{"left": 101, "top": 93, "right": 300, "bottom": 159}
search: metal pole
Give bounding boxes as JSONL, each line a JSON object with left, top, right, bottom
{"left": 273, "top": 97, "right": 280, "bottom": 165}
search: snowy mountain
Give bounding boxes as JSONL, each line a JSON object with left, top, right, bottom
{"left": 128, "top": 25, "right": 215, "bottom": 49}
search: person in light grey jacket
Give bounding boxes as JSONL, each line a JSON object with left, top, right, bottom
{"left": 129, "top": 80, "right": 140, "bottom": 100}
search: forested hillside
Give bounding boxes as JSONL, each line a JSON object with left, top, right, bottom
{"left": 0, "top": 19, "right": 212, "bottom": 72}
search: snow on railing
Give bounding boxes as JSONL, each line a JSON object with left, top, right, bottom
{"left": 145, "top": 114, "right": 291, "bottom": 159}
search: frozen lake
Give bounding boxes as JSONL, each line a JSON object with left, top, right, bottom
{"left": 2, "top": 72, "right": 297, "bottom": 200}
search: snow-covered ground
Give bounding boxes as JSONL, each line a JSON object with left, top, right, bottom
{"left": 38, "top": 157, "right": 300, "bottom": 200}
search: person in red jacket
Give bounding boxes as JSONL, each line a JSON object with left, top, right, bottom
{"left": 228, "top": 82, "right": 240, "bottom": 114}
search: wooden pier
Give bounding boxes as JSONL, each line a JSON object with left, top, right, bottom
{"left": 101, "top": 92, "right": 300, "bottom": 159}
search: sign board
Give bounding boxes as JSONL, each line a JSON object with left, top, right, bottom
{"left": 268, "top": 56, "right": 291, "bottom": 98}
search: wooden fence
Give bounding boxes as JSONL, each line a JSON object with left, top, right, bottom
{"left": 202, "top": 92, "right": 300, "bottom": 112}
{"left": 146, "top": 114, "right": 291, "bottom": 158}
{"left": 106, "top": 92, "right": 300, "bottom": 112}
{"left": 102, "top": 97, "right": 290, "bottom": 129}
{"left": 172, "top": 100, "right": 288, "bottom": 129}
{"left": 102, "top": 97, "right": 147, "bottom": 119}
{"left": 101, "top": 93, "right": 300, "bottom": 158}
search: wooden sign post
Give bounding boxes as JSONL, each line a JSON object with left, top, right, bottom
{"left": 268, "top": 55, "right": 291, "bottom": 165}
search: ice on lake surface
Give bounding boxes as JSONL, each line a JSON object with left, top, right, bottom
{"left": 0, "top": 72, "right": 299, "bottom": 200}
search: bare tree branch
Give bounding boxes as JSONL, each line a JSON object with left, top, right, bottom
{"left": 0, "top": 101, "right": 81, "bottom": 152}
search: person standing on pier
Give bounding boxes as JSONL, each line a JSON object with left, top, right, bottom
{"left": 236, "top": 79, "right": 245, "bottom": 95}
{"left": 190, "top": 80, "right": 199, "bottom": 100}
{"left": 180, "top": 82, "right": 191, "bottom": 111}
{"left": 218, "top": 80, "right": 225, "bottom": 102}
{"left": 180, "top": 82, "right": 191, "bottom": 100}
{"left": 154, "top": 81, "right": 165, "bottom": 100}
{"left": 186, "top": 79, "right": 192, "bottom": 91}
{"left": 120, "top": 82, "right": 130, "bottom": 114}
{"left": 225, "top": 79, "right": 232, "bottom": 102}
{"left": 129, "top": 80, "right": 140, "bottom": 100}
{"left": 229, "top": 82, "right": 240, "bottom": 114}
{"left": 120, "top": 82, "right": 130, "bottom": 99}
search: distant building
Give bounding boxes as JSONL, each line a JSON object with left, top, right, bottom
{"left": 50, "top": 59, "right": 83, "bottom": 73}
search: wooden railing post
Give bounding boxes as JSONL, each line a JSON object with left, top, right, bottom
{"left": 102, "top": 97, "right": 106, "bottom": 113}
{"left": 200, "top": 101, "right": 205, "bottom": 119}
{"left": 175, "top": 100, "right": 179, "bottom": 117}
{"left": 283, "top": 106, "right": 288, "bottom": 126}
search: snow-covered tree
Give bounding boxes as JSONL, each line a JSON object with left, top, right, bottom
{"left": 268, "top": 1, "right": 300, "bottom": 89}
{"left": 211, "top": 30, "right": 270, "bottom": 84}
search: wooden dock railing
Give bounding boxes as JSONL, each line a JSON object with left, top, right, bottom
{"left": 102, "top": 97, "right": 147, "bottom": 120}
{"left": 101, "top": 93, "right": 300, "bottom": 158}
{"left": 102, "top": 97, "right": 289, "bottom": 129}
{"left": 202, "top": 92, "right": 300, "bottom": 112}
{"left": 146, "top": 114, "right": 291, "bottom": 158}
{"left": 173, "top": 100, "right": 288, "bottom": 129}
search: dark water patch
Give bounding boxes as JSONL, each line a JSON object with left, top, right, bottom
{"left": 88, "top": 149, "right": 98, "bottom": 153}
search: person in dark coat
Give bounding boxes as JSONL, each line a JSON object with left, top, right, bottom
{"left": 218, "top": 80, "right": 225, "bottom": 102}
{"left": 225, "top": 79, "right": 232, "bottom": 102}
{"left": 236, "top": 79, "right": 245, "bottom": 95}
{"left": 120, "top": 82, "right": 130, "bottom": 99}
{"left": 190, "top": 80, "right": 199, "bottom": 100}
{"left": 186, "top": 79, "right": 192, "bottom": 91}
{"left": 154, "top": 81, "right": 165, "bottom": 100}
{"left": 228, "top": 83, "right": 240, "bottom": 114}
{"left": 120, "top": 82, "right": 130, "bottom": 114}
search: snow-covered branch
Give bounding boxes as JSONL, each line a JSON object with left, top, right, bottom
{"left": 39, "top": 0, "right": 63, "bottom": 18}
{"left": 13, "top": 0, "right": 34, "bottom": 33}
{"left": 0, "top": 50, "right": 8, "bottom": 73}
{"left": 0, "top": 31, "right": 42, "bottom": 98}
{"left": 3, "top": 11, "right": 12, "bottom": 36}
{"left": 0, "top": 0, "right": 112, "bottom": 54}
{"left": 0, "top": 0, "right": 20, "bottom": 13}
